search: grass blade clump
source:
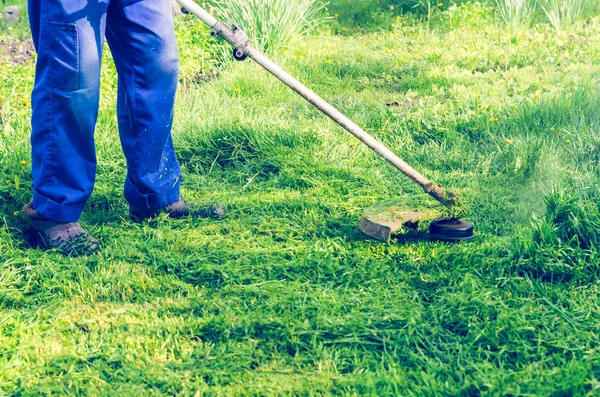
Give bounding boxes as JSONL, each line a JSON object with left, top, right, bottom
{"left": 512, "top": 184, "right": 600, "bottom": 283}
{"left": 494, "top": 0, "right": 536, "bottom": 29}
{"left": 542, "top": 186, "right": 600, "bottom": 250}
{"left": 211, "top": 0, "right": 329, "bottom": 53}
{"left": 538, "top": 0, "right": 588, "bottom": 31}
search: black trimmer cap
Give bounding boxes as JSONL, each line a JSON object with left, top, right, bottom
{"left": 429, "top": 218, "right": 474, "bottom": 241}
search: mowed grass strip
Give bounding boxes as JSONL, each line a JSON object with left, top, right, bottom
{"left": 2, "top": 2, "right": 600, "bottom": 395}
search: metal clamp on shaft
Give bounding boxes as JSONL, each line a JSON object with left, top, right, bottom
{"left": 210, "top": 21, "right": 251, "bottom": 61}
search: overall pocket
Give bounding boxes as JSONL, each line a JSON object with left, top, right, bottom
{"left": 48, "top": 21, "right": 80, "bottom": 90}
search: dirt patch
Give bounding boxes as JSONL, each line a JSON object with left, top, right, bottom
{"left": 0, "top": 38, "right": 35, "bottom": 64}
{"left": 385, "top": 100, "right": 417, "bottom": 108}
{"left": 191, "top": 70, "right": 220, "bottom": 85}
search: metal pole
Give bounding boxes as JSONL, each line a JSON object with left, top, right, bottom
{"left": 175, "top": 0, "right": 455, "bottom": 207}
{"left": 176, "top": 0, "right": 218, "bottom": 27}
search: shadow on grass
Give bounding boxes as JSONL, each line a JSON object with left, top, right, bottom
{"left": 328, "top": 0, "right": 418, "bottom": 33}
{"left": 327, "top": 0, "right": 487, "bottom": 33}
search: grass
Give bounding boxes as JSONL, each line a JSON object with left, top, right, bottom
{"left": 494, "top": 0, "right": 537, "bottom": 29}
{"left": 538, "top": 0, "right": 588, "bottom": 31}
{"left": 209, "top": 0, "right": 329, "bottom": 53}
{"left": 2, "top": 1, "right": 600, "bottom": 395}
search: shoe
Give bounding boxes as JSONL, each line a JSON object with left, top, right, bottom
{"left": 23, "top": 202, "right": 100, "bottom": 257}
{"left": 130, "top": 199, "right": 227, "bottom": 221}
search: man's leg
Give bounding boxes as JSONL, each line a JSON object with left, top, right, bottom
{"left": 105, "top": 0, "right": 182, "bottom": 213}
{"left": 26, "top": 0, "right": 107, "bottom": 255}
{"left": 28, "top": 0, "right": 108, "bottom": 222}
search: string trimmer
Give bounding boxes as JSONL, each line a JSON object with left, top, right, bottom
{"left": 176, "top": 0, "right": 474, "bottom": 242}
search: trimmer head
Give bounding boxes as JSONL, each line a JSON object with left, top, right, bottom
{"left": 359, "top": 200, "right": 440, "bottom": 242}
{"left": 359, "top": 209, "right": 433, "bottom": 242}
{"left": 359, "top": 200, "right": 474, "bottom": 242}
{"left": 429, "top": 218, "right": 474, "bottom": 241}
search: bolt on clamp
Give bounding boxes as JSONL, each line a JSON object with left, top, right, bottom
{"left": 210, "top": 22, "right": 251, "bottom": 61}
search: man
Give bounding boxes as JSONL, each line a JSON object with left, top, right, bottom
{"left": 25, "top": 0, "right": 224, "bottom": 256}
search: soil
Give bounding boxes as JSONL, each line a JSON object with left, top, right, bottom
{"left": 191, "top": 70, "right": 220, "bottom": 85}
{"left": 0, "top": 38, "right": 35, "bottom": 64}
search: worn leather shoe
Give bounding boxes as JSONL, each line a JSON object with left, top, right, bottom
{"left": 130, "top": 199, "right": 227, "bottom": 221}
{"left": 23, "top": 202, "right": 100, "bottom": 257}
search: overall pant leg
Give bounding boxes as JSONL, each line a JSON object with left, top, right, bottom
{"left": 105, "top": 0, "right": 182, "bottom": 210}
{"left": 28, "top": 0, "right": 108, "bottom": 222}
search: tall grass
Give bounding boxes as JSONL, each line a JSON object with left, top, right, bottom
{"left": 494, "top": 0, "right": 536, "bottom": 29}
{"left": 210, "top": 0, "right": 329, "bottom": 53}
{"left": 538, "top": 0, "right": 588, "bottom": 31}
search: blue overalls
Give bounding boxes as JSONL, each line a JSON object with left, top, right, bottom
{"left": 28, "top": 0, "right": 182, "bottom": 222}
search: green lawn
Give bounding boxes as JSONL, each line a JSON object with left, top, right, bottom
{"left": 2, "top": 1, "right": 600, "bottom": 395}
